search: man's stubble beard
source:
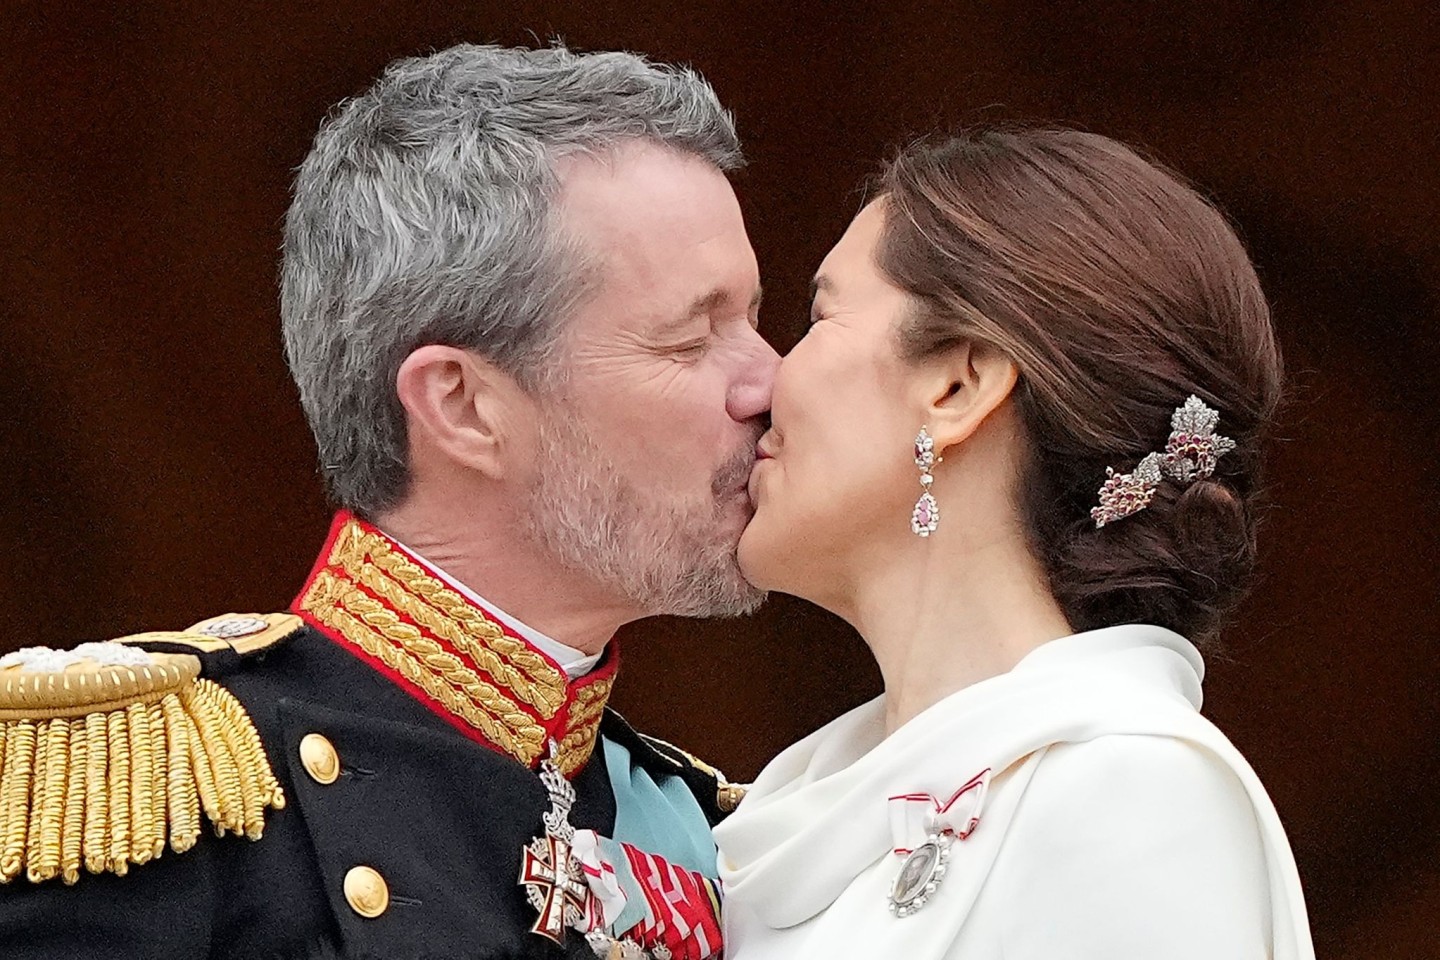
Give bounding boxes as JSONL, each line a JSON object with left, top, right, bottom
{"left": 523, "top": 404, "right": 766, "bottom": 618}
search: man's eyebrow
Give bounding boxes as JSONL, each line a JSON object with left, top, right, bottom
{"left": 655, "top": 286, "right": 763, "bottom": 337}
{"left": 685, "top": 289, "right": 728, "bottom": 321}
{"left": 810, "top": 274, "right": 833, "bottom": 299}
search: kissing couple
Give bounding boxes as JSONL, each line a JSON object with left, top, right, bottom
{"left": 0, "top": 42, "right": 1313, "bottom": 960}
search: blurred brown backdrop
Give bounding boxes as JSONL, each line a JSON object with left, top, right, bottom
{"left": 3, "top": 2, "right": 1437, "bottom": 956}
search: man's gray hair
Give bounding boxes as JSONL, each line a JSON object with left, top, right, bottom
{"left": 280, "top": 43, "right": 743, "bottom": 515}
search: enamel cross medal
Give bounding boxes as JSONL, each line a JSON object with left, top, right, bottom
{"left": 887, "top": 769, "right": 990, "bottom": 918}
{"left": 519, "top": 747, "right": 591, "bottom": 943}
{"left": 520, "top": 743, "right": 662, "bottom": 959}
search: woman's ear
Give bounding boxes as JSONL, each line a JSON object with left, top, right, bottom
{"left": 919, "top": 340, "right": 1019, "bottom": 456}
{"left": 394, "top": 345, "right": 528, "bottom": 481}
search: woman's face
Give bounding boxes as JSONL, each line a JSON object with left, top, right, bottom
{"left": 739, "top": 201, "right": 926, "bottom": 599}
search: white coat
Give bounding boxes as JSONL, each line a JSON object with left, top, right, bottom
{"left": 715, "top": 626, "right": 1314, "bottom": 960}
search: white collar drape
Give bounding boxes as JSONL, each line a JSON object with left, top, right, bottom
{"left": 715, "top": 625, "right": 1313, "bottom": 959}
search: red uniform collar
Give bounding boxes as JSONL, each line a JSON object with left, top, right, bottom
{"left": 292, "top": 512, "right": 617, "bottom": 776}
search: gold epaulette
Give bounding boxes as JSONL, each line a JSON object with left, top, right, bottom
{"left": 0, "top": 614, "right": 296, "bottom": 885}
{"left": 126, "top": 612, "right": 302, "bottom": 657}
{"left": 640, "top": 733, "right": 749, "bottom": 813}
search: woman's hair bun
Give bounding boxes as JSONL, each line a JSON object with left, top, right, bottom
{"left": 1170, "top": 478, "right": 1256, "bottom": 624}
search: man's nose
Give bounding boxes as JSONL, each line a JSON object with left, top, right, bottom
{"left": 726, "top": 327, "right": 781, "bottom": 422}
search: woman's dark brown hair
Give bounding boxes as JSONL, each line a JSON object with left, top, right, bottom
{"left": 876, "top": 127, "right": 1282, "bottom": 647}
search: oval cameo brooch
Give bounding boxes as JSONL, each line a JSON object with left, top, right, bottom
{"left": 888, "top": 836, "right": 951, "bottom": 917}
{"left": 886, "top": 769, "right": 990, "bottom": 918}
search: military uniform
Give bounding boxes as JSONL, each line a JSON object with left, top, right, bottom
{"left": 0, "top": 513, "right": 741, "bottom": 960}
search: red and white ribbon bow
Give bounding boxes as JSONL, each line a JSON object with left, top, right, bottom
{"left": 888, "top": 769, "right": 991, "bottom": 855}
{"left": 571, "top": 829, "right": 627, "bottom": 929}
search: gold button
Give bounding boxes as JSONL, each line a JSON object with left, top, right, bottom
{"left": 299, "top": 733, "right": 340, "bottom": 785}
{"left": 343, "top": 865, "right": 389, "bottom": 918}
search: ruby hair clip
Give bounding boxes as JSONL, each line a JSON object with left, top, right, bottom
{"left": 1091, "top": 395, "right": 1236, "bottom": 528}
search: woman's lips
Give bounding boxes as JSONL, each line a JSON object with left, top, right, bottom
{"left": 747, "top": 456, "right": 772, "bottom": 503}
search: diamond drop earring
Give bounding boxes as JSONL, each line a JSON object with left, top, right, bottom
{"left": 911, "top": 427, "right": 940, "bottom": 537}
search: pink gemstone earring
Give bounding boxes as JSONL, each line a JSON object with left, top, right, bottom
{"left": 911, "top": 427, "right": 940, "bottom": 537}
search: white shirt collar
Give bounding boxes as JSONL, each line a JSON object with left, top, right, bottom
{"left": 390, "top": 538, "right": 604, "bottom": 679}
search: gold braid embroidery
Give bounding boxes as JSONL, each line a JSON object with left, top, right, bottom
{"left": 350, "top": 561, "right": 562, "bottom": 718}
{"left": 299, "top": 520, "right": 618, "bottom": 773}
{"left": 566, "top": 692, "right": 608, "bottom": 736}
{"left": 555, "top": 727, "right": 599, "bottom": 777}
{"left": 555, "top": 677, "right": 614, "bottom": 776}
{"left": 303, "top": 573, "right": 544, "bottom": 765}
{"left": 302, "top": 570, "right": 547, "bottom": 762}
{"left": 572, "top": 678, "right": 612, "bottom": 715}
{"left": 568, "top": 680, "right": 612, "bottom": 733}
{"left": 340, "top": 580, "right": 536, "bottom": 735}
{"left": 332, "top": 525, "right": 566, "bottom": 710}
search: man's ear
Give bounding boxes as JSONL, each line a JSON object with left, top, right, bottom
{"left": 918, "top": 339, "right": 1019, "bottom": 457}
{"left": 394, "top": 345, "right": 529, "bottom": 481}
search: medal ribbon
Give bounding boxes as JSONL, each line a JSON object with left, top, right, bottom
{"left": 572, "top": 829, "right": 724, "bottom": 960}
{"left": 888, "top": 768, "right": 991, "bottom": 855}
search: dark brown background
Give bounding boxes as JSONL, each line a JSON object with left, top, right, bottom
{"left": 3, "top": 2, "right": 1437, "bottom": 956}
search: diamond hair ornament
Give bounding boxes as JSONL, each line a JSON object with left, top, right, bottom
{"left": 1091, "top": 452, "right": 1165, "bottom": 528}
{"left": 1161, "top": 394, "right": 1238, "bottom": 484}
{"left": 1091, "top": 396, "right": 1236, "bottom": 528}
{"left": 911, "top": 427, "right": 940, "bottom": 537}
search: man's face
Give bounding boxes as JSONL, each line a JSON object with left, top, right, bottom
{"left": 524, "top": 141, "right": 778, "bottom": 617}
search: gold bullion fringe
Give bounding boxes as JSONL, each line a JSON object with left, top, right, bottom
{"left": 0, "top": 679, "right": 284, "bottom": 885}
